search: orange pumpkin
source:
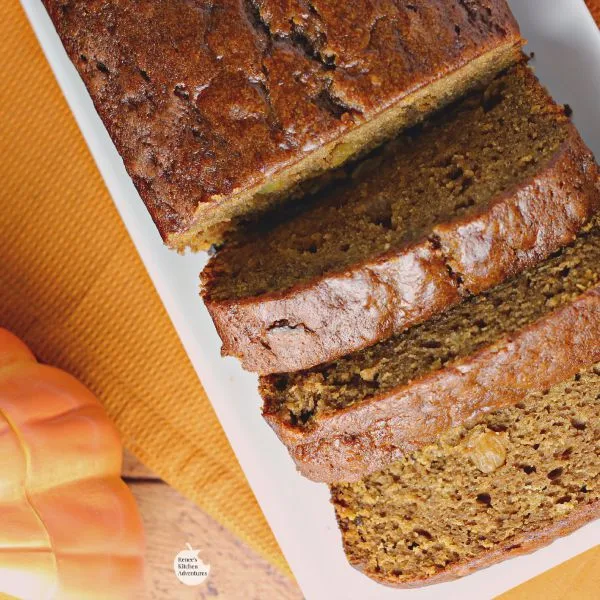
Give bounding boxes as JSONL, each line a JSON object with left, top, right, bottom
{"left": 0, "top": 328, "right": 145, "bottom": 599}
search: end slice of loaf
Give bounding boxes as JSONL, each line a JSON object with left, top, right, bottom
{"left": 44, "top": 0, "right": 522, "bottom": 251}
{"left": 332, "top": 364, "right": 600, "bottom": 586}
{"left": 261, "top": 220, "right": 600, "bottom": 482}
{"left": 203, "top": 64, "right": 600, "bottom": 374}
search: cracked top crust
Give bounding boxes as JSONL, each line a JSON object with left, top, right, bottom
{"left": 43, "top": 0, "right": 519, "bottom": 244}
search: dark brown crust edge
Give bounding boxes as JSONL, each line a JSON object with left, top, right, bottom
{"left": 263, "top": 286, "right": 600, "bottom": 483}
{"left": 206, "top": 126, "right": 600, "bottom": 375}
{"left": 338, "top": 499, "right": 599, "bottom": 588}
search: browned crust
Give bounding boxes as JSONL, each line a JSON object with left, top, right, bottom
{"left": 263, "top": 285, "right": 600, "bottom": 482}
{"left": 436, "top": 129, "right": 600, "bottom": 294}
{"left": 207, "top": 126, "right": 600, "bottom": 374}
{"left": 205, "top": 241, "right": 462, "bottom": 373}
{"left": 341, "top": 499, "right": 599, "bottom": 587}
{"left": 43, "top": 0, "right": 521, "bottom": 248}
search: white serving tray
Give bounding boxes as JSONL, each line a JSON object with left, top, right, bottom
{"left": 20, "top": 1, "right": 600, "bottom": 598}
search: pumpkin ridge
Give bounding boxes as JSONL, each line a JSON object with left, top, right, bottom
{"left": 0, "top": 403, "right": 59, "bottom": 597}
{"left": 23, "top": 402, "right": 105, "bottom": 428}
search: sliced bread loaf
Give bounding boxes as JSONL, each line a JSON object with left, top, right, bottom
{"left": 261, "top": 219, "right": 600, "bottom": 482}
{"left": 332, "top": 364, "right": 600, "bottom": 586}
{"left": 202, "top": 64, "right": 600, "bottom": 374}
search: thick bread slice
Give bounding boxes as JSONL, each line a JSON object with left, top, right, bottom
{"left": 203, "top": 65, "right": 600, "bottom": 374}
{"left": 332, "top": 365, "right": 600, "bottom": 586}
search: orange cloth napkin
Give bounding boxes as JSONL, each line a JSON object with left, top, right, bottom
{"left": 499, "top": 545, "right": 600, "bottom": 599}
{"left": 1, "top": 0, "right": 598, "bottom": 595}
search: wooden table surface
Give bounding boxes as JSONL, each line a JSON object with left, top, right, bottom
{"left": 123, "top": 452, "right": 302, "bottom": 599}
{"left": 128, "top": 3, "right": 600, "bottom": 598}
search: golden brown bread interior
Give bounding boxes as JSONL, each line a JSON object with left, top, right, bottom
{"left": 205, "top": 65, "right": 575, "bottom": 300}
{"left": 183, "top": 41, "right": 522, "bottom": 250}
{"left": 332, "top": 365, "right": 600, "bottom": 587}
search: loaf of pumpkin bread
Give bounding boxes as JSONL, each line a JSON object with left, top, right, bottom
{"left": 203, "top": 64, "right": 600, "bottom": 374}
{"left": 332, "top": 363, "right": 600, "bottom": 586}
{"left": 43, "top": 0, "right": 522, "bottom": 250}
{"left": 261, "top": 219, "right": 600, "bottom": 482}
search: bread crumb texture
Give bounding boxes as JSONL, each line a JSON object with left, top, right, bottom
{"left": 332, "top": 365, "right": 600, "bottom": 584}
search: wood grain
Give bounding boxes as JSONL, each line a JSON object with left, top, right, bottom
{"left": 124, "top": 453, "right": 302, "bottom": 599}
{"left": 123, "top": 451, "right": 159, "bottom": 480}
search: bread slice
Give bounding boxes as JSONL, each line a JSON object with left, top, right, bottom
{"left": 261, "top": 220, "right": 600, "bottom": 482}
{"left": 44, "top": 0, "right": 522, "bottom": 251}
{"left": 202, "top": 64, "right": 600, "bottom": 374}
{"left": 332, "top": 364, "right": 600, "bottom": 587}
